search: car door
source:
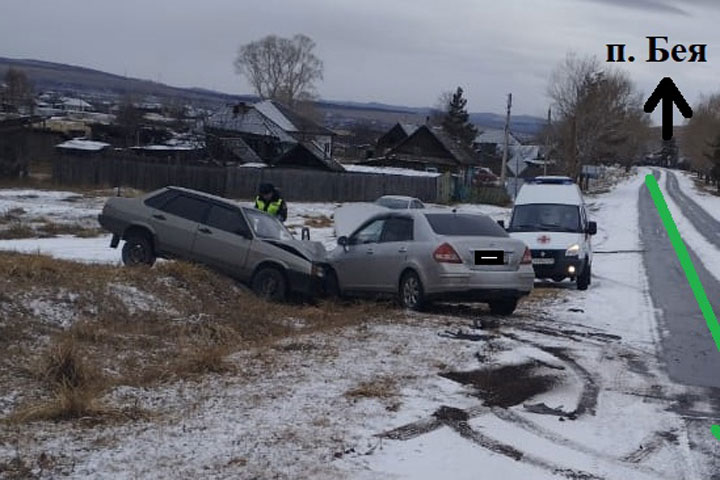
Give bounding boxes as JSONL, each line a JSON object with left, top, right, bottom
{"left": 371, "top": 216, "right": 414, "bottom": 291}
{"left": 192, "top": 203, "right": 254, "bottom": 280}
{"left": 150, "top": 193, "right": 209, "bottom": 259}
{"left": 334, "top": 218, "right": 386, "bottom": 291}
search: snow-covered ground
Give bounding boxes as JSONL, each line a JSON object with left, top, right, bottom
{"left": 0, "top": 174, "right": 717, "bottom": 478}
{"left": 660, "top": 170, "right": 720, "bottom": 283}
{"left": 676, "top": 171, "right": 720, "bottom": 223}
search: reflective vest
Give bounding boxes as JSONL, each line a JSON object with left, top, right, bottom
{"left": 255, "top": 196, "right": 283, "bottom": 216}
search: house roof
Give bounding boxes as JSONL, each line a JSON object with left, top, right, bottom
{"left": 206, "top": 100, "right": 334, "bottom": 140}
{"left": 255, "top": 100, "right": 335, "bottom": 136}
{"left": 428, "top": 127, "right": 479, "bottom": 166}
{"left": 55, "top": 139, "right": 110, "bottom": 152}
{"left": 474, "top": 128, "right": 520, "bottom": 146}
{"left": 399, "top": 123, "right": 420, "bottom": 136}
{"left": 384, "top": 125, "right": 479, "bottom": 167}
{"left": 275, "top": 140, "right": 345, "bottom": 172}
{"left": 206, "top": 104, "right": 296, "bottom": 143}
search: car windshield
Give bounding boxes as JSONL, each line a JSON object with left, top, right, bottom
{"left": 245, "top": 209, "right": 293, "bottom": 240}
{"left": 375, "top": 197, "right": 409, "bottom": 209}
{"left": 509, "top": 204, "right": 581, "bottom": 233}
{"left": 425, "top": 213, "right": 508, "bottom": 237}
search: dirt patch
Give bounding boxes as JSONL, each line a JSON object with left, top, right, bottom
{"left": 440, "top": 362, "right": 558, "bottom": 408}
{"left": 302, "top": 215, "right": 333, "bottom": 228}
{"left": 345, "top": 376, "right": 398, "bottom": 401}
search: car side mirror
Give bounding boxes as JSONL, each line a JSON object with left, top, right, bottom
{"left": 497, "top": 220, "right": 505, "bottom": 229}
{"left": 587, "top": 221, "right": 597, "bottom": 236}
{"left": 337, "top": 236, "right": 349, "bottom": 251}
{"left": 301, "top": 227, "right": 310, "bottom": 241}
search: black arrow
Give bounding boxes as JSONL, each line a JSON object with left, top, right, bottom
{"left": 644, "top": 77, "right": 693, "bottom": 141}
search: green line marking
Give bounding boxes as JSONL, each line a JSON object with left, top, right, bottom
{"left": 645, "top": 174, "right": 720, "bottom": 442}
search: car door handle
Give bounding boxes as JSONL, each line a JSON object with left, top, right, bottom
{"left": 198, "top": 227, "right": 212, "bottom": 234}
{"left": 398, "top": 247, "right": 408, "bottom": 253}
{"left": 152, "top": 214, "right": 166, "bottom": 221}
{"left": 366, "top": 248, "right": 374, "bottom": 255}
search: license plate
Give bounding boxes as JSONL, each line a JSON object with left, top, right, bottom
{"left": 474, "top": 250, "right": 505, "bottom": 265}
{"left": 532, "top": 258, "right": 555, "bottom": 265}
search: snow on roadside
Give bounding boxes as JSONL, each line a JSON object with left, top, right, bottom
{"left": 0, "top": 235, "right": 121, "bottom": 264}
{"left": 675, "top": 170, "right": 720, "bottom": 223}
{"left": 660, "top": 170, "right": 720, "bottom": 284}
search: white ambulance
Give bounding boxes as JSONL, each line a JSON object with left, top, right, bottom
{"left": 505, "top": 176, "right": 597, "bottom": 290}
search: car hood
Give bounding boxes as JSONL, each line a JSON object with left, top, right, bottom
{"left": 263, "top": 238, "right": 327, "bottom": 262}
{"left": 509, "top": 231, "right": 584, "bottom": 250}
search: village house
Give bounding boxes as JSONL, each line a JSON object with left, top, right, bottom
{"left": 361, "top": 124, "right": 483, "bottom": 198}
{"left": 205, "top": 100, "right": 343, "bottom": 172}
{"left": 375, "top": 122, "right": 419, "bottom": 156}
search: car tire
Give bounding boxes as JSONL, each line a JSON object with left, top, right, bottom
{"left": 121, "top": 235, "right": 155, "bottom": 267}
{"left": 577, "top": 260, "right": 591, "bottom": 291}
{"left": 489, "top": 298, "right": 518, "bottom": 316}
{"left": 251, "top": 266, "right": 287, "bottom": 302}
{"left": 399, "top": 271, "right": 425, "bottom": 311}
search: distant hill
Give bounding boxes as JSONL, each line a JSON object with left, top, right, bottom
{"left": 0, "top": 57, "right": 545, "bottom": 134}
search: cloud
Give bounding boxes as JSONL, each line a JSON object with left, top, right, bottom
{"left": 580, "top": 0, "right": 689, "bottom": 15}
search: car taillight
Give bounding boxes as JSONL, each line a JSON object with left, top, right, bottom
{"left": 433, "top": 243, "right": 462, "bottom": 264}
{"left": 521, "top": 247, "right": 532, "bottom": 264}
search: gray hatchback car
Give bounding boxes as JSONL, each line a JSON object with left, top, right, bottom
{"left": 98, "top": 186, "right": 327, "bottom": 301}
{"left": 325, "top": 209, "right": 534, "bottom": 315}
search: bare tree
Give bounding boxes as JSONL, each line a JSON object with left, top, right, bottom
{"left": 234, "top": 34, "right": 323, "bottom": 107}
{"left": 3, "top": 67, "right": 34, "bottom": 113}
{"left": 116, "top": 95, "right": 143, "bottom": 146}
{"left": 680, "top": 93, "right": 720, "bottom": 179}
{"left": 429, "top": 90, "right": 453, "bottom": 126}
{"left": 548, "top": 53, "right": 649, "bottom": 179}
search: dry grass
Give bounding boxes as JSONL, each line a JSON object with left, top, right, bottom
{"left": 38, "top": 222, "right": 103, "bottom": 238}
{"left": 345, "top": 376, "right": 399, "bottom": 400}
{"left": 302, "top": 215, "right": 333, "bottom": 228}
{"left": 0, "top": 251, "right": 400, "bottom": 425}
{"left": 0, "top": 207, "right": 26, "bottom": 224}
{"left": 8, "top": 337, "right": 110, "bottom": 423}
{"left": 0, "top": 223, "right": 34, "bottom": 240}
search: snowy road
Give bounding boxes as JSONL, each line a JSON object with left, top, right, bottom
{"left": 666, "top": 170, "right": 720, "bottom": 248}
{"left": 641, "top": 169, "right": 720, "bottom": 388}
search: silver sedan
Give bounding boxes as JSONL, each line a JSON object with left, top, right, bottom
{"left": 324, "top": 209, "right": 534, "bottom": 315}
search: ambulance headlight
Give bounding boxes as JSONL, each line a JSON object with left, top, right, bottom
{"left": 565, "top": 244, "right": 581, "bottom": 256}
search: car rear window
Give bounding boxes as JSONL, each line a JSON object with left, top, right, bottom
{"left": 425, "top": 213, "right": 508, "bottom": 237}
{"left": 159, "top": 195, "right": 210, "bottom": 223}
{"left": 375, "top": 198, "right": 408, "bottom": 209}
{"left": 144, "top": 190, "right": 177, "bottom": 209}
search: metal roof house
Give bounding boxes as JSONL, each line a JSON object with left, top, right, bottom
{"left": 205, "top": 100, "right": 343, "bottom": 172}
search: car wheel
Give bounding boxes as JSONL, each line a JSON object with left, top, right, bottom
{"left": 251, "top": 267, "right": 287, "bottom": 302}
{"left": 488, "top": 298, "right": 518, "bottom": 316}
{"left": 577, "top": 261, "right": 591, "bottom": 291}
{"left": 399, "top": 271, "right": 425, "bottom": 311}
{"left": 121, "top": 235, "right": 155, "bottom": 267}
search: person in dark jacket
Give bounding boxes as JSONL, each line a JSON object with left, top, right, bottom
{"left": 254, "top": 183, "right": 287, "bottom": 222}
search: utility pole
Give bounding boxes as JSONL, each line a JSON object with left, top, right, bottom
{"left": 500, "top": 93, "right": 512, "bottom": 185}
{"left": 544, "top": 108, "right": 551, "bottom": 176}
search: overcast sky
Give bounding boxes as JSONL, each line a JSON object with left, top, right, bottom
{"left": 1, "top": 0, "right": 718, "bottom": 119}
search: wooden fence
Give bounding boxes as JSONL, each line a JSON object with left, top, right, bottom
{"left": 52, "top": 153, "right": 452, "bottom": 203}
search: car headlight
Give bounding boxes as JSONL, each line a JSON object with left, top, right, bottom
{"left": 311, "top": 264, "right": 326, "bottom": 278}
{"left": 565, "top": 244, "right": 581, "bottom": 256}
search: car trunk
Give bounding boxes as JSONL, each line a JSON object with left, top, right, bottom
{"left": 444, "top": 236, "right": 525, "bottom": 271}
